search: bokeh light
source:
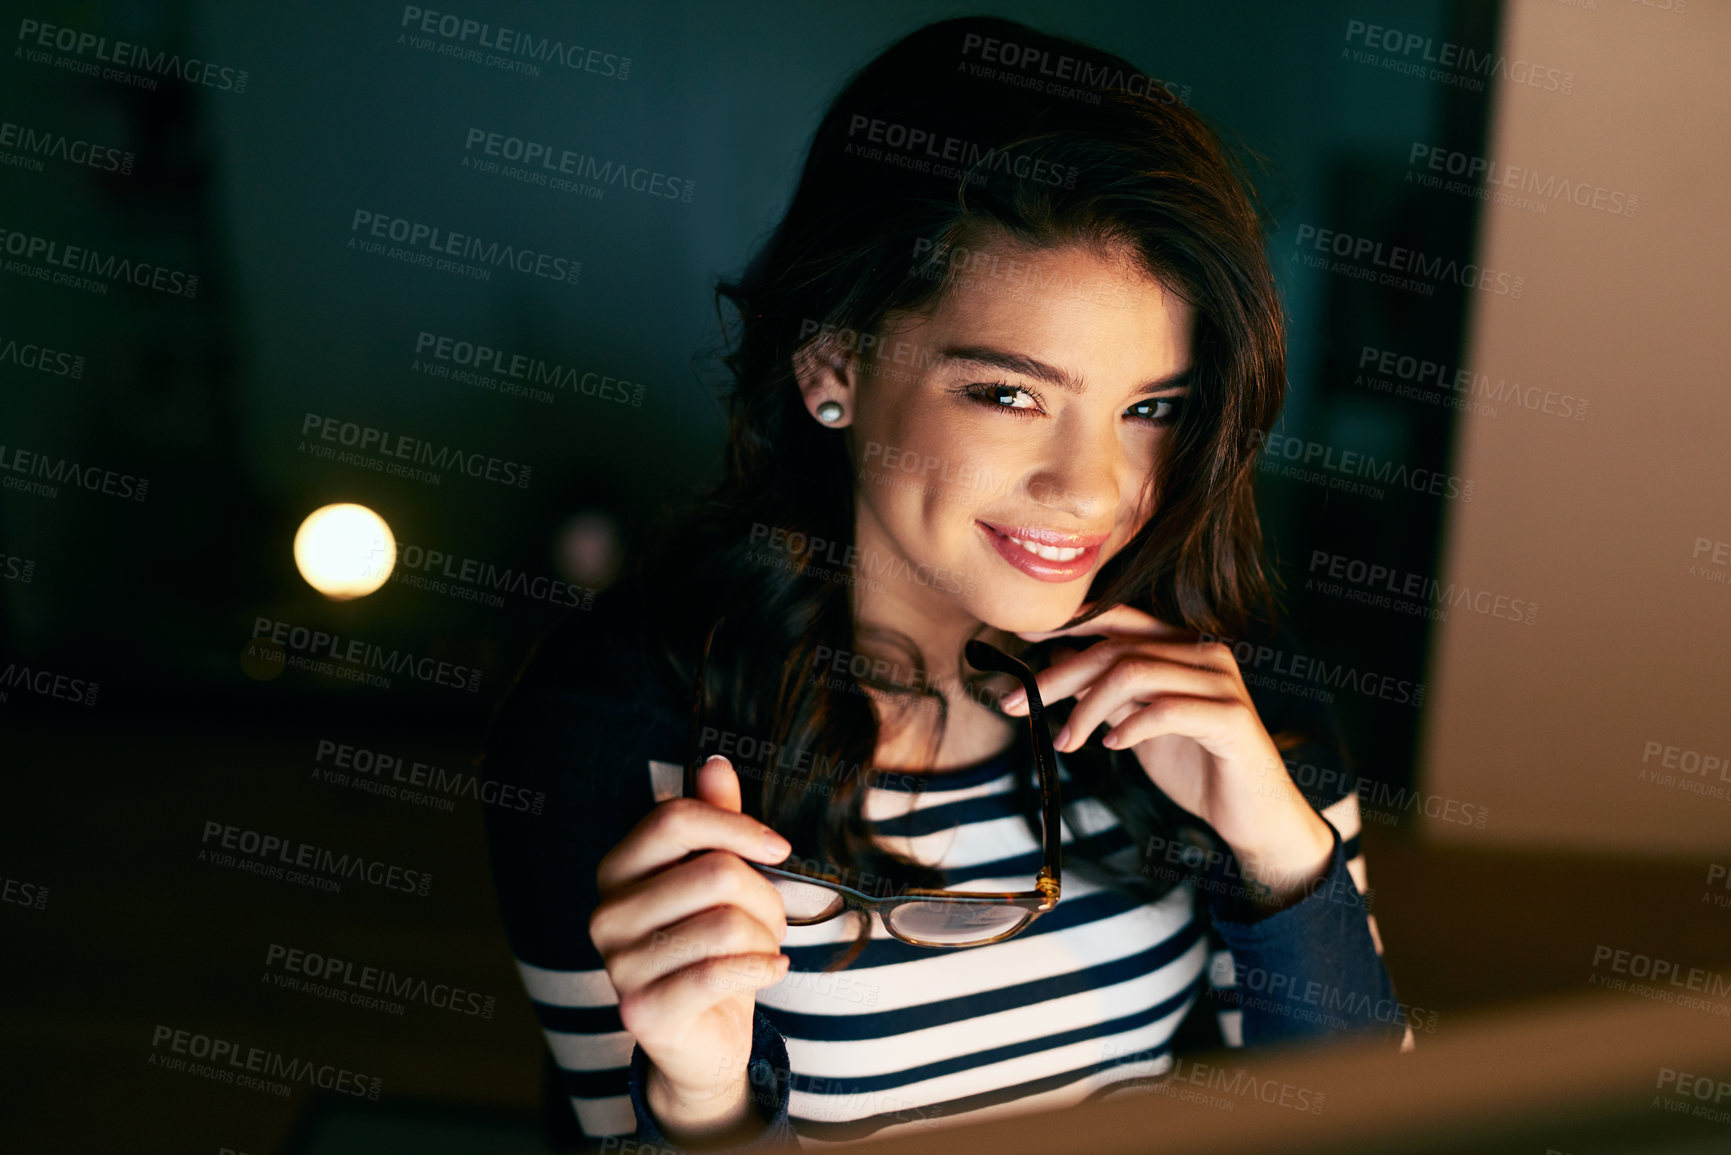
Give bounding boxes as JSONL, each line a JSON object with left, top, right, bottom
{"left": 554, "top": 509, "right": 624, "bottom": 591}
{"left": 293, "top": 503, "right": 396, "bottom": 600}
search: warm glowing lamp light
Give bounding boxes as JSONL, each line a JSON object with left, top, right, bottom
{"left": 294, "top": 503, "right": 395, "bottom": 600}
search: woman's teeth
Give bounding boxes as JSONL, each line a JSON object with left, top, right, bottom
{"left": 1006, "top": 535, "right": 1084, "bottom": 562}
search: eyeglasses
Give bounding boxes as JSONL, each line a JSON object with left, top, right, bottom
{"left": 685, "top": 621, "right": 1062, "bottom": 948}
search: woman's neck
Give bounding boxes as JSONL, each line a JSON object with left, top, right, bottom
{"left": 876, "top": 696, "right": 1018, "bottom": 773}
{"left": 848, "top": 529, "right": 1022, "bottom": 775}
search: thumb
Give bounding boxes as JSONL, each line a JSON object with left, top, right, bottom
{"left": 695, "top": 753, "right": 743, "bottom": 813}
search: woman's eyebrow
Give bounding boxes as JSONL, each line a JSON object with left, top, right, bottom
{"left": 934, "top": 344, "right": 1193, "bottom": 394}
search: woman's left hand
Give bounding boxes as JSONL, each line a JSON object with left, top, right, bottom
{"left": 997, "top": 602, "right": 1335, "bottom": 905}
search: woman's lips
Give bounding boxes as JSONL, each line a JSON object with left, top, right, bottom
{"left": 976, "top": 520, "right": 1108, "bottom": 583}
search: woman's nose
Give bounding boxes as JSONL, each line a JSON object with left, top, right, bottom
{"left": 1021, "top": 436, "right": 1122, "bottom": 521}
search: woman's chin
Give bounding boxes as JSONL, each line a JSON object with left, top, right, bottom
{"left": 970, "top": 593, "right": 1087, "bottom": 639}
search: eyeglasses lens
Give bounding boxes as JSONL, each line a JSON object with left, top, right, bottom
{"left": 886, "top": 901, "right": 1031, "bottom": 944}
{"left": 766, "top": 875, "right": 847, "bottom": 922}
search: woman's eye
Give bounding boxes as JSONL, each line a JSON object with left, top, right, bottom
{"left": 1127, "top": 396, "right": 1182, "bottom": 424}
{"left": 964, "top": 381, "right": 1043, "bottom": 415}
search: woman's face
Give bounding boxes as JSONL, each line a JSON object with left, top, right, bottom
{"left": 840, "top": 232, "right": 1197, "bottom": 636}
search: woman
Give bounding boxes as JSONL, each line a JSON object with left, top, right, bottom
{"left": 481, "top": 15, "right": 1407, "bottom": 1152}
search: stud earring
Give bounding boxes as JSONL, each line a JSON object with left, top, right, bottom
{"left": 816, "top": 400, "right": 844, "bottom": 424}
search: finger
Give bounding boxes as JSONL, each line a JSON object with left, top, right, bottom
{"left": 999, "top": 637, "right": 1121, "bottom": 717}
{"left": 597, "top": 770, "right": 791, "bottom": 893}
{"left": 696, "top": 753, "right": 743, "bottom": 814}
{"left": 592, "top": 848, "right": 789, "bottom": 956}
{"left": 1054, "top": 656, "right": 1236, "bottom": 753}
{"left": 1102, "top": 699, "right": 1138, "bottom": 730}
{"left": 1003, "top": 638, "right": 1233, "bottom": 719}
{"left": 1097, "top": 696, "right": 1249, "bottom": 753}
{"left": 610, "top": 903, "right": 787, "bottom": 1001}
{"left": 617, "top": 949, "right": 791, "bottom": 1044}
{"left": 1059, "top": 647, "right": 1100, "bottom": 709}
{"left": 1015, "top": 602, "right": 1189, "bottom": 641}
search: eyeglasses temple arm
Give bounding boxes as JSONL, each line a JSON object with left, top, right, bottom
{"left": 685, "top": 616, "right": 726, "bottom": 800}
{"left": 964, "top": 639, "right": 1063, "bottom": 903}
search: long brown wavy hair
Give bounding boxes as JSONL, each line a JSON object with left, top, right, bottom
{"left": 628, "top": 15, "right": 1291, "bottom": 969}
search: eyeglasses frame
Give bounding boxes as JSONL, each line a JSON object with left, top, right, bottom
{"left": 685, "top": 621, "right": 1062, "bottom": 949}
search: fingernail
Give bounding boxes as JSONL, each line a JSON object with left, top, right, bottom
{"left": 763, "top": 828, "right": 791, "bottom": 859}
{"left": 1054, "top": 723, "right": 1072, "bottom": 749}
{"left": 999, "top": 689, "right": 1025, "bottom": 712}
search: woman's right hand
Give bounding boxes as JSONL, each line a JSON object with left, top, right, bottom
{"left": 590, "top": 753, "right": 794, "bottom": 1135}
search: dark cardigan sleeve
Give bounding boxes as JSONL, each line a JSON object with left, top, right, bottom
{"left": 1191, "top": 621, "right": 1412, "bottom": 1051}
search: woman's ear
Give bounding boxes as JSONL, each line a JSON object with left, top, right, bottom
{"left": 791, "top": 336, "right": 859, "bottom": 428}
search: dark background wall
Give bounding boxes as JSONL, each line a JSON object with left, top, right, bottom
{"left": 1, "top": 0, "right": 1489, "bottom": 772}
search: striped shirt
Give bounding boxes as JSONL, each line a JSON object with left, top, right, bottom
{"left": 480, "top": 590, "right": 1406, "bottom": 1150}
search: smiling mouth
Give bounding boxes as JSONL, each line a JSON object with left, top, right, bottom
{"left": 1003, "top": 535, "right": 1088, "bottom": 562}
{"left": 976, "top": 520, "right": 1111, "bottom": 579}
